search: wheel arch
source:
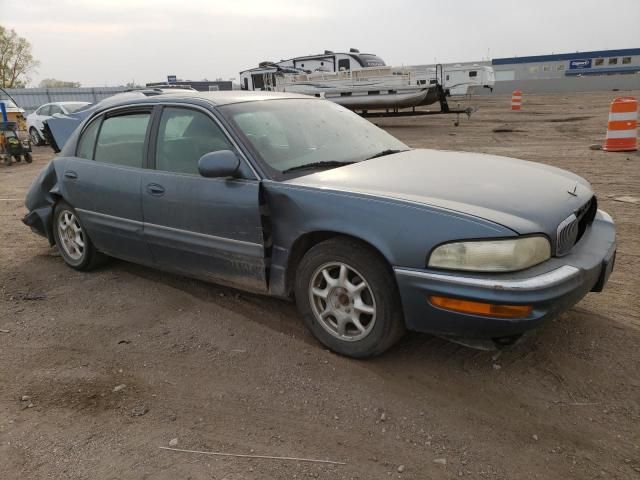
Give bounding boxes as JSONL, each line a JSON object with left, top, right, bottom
{"left": 284, "top": 230, "right": 396, "bottom": 298}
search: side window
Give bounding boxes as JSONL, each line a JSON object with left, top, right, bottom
{"left": 49, "top": 105, "right": 63, "bottom": 115}
{"left": 94, "top": 113, "right": 150, "bottom": 168}
{"left": 38, "top": 105, "right": 51, "bottom": 116}
{"left": 338, "top": 59, "right": 350, "bottom": 71}
{"left": 156, "top": 107, "right": 233, "bottom": 175}
{"left": 76, "top": 117, "right": 101, "bottom": 159}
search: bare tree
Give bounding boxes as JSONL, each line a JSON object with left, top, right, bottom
{"left": 39, "top": 78, "right": 81, "bottom": 88}
{"left": 0, "top": 26, "right": 39, "bottom": 88}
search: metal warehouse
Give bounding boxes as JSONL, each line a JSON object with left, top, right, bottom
{"left": 489, "top": 48, "right": 640, "bottom": 93}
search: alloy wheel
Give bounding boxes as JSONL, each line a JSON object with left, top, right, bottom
{"left": 57, "top": 210, "right": 85, "bottom": 261}
{"left": 308, "top": 262, "right": 377, "bottom": 341}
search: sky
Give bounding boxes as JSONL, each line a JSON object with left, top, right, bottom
{"left": 2, "top": 0, "right": 639, "bottom": 87}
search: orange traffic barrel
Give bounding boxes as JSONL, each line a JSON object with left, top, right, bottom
{"left": 511, "top": 90, "right": 522, "bottom": 111}
{"left": 603, "top": 97, "right": 638, "bottom": 152}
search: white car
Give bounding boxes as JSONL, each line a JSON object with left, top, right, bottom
{"left": 27, "top": 102, "right": 91, "bottom": 145}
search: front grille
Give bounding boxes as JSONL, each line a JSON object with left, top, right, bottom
{"left": 556, "top": 196, "right": 597, "bottom": 256}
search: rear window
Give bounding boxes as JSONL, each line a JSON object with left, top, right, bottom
{"left": 64, "top": 103, "right": 90, "bottom": 113}
{"left": 94, "top": 113, "right": 150, "bottom": 168}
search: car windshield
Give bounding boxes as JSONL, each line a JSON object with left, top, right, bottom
{"left": 63, "top": 102, "right": 90, "bottom": 113}
{"left": 219, "top": 99, "right": 408, "bottom": 176}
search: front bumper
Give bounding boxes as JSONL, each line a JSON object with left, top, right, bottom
{"left": 394, "top": 210, "right": 616, "bottom": 340}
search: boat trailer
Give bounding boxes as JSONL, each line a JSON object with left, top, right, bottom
{"left": 358, "top": 64, "right": 476, "bottom": 126}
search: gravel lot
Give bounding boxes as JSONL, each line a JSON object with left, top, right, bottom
{"left": 1, "top": 90, "right": 639, "bottom": 479}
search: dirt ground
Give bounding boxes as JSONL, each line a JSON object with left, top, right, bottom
{"left": 1, "top": 91, "right": 639, "bottom": 480}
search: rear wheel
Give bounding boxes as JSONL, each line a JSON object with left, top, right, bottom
{"left": 295, "top": 237, "right": 405, "bottom": 358}
{"left": 53, "top": 201, "right": 106, "bottom": 270}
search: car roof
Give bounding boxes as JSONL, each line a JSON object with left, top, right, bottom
{"left": 46, "top": 101, "right": 91, "bottom": 106}
{"left": 164, "top": 90, "right": 311, "bottom": 105}
{"left": 94, "top": 90, "right": 312, "bottom": 111}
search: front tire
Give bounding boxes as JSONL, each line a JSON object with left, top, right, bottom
{"left": 295, "top": 237, "right": 405, "bottom": 358}
{"left": 29, "top": 128, "right": 44, "bottom": 146}
{"left": 53, "top": 201, "right": 105, "bottom": 270}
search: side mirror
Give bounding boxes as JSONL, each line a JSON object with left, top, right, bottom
{"left": 198, "top": 150, "right": 240, "bottom": 178}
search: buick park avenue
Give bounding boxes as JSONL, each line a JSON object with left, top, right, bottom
{"left": 23, "top": 91, "right": 616, "bottom": 357}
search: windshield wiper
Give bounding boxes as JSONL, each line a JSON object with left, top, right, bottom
{"left": 282, "top": 161, "right": 355, "bottom": 174}
{"left": 366, "top": 149, "right": 408, "bottom": 160}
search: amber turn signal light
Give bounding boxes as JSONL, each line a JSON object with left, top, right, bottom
{"left": 429, "top": 295, "right": 532, "bottom": 319}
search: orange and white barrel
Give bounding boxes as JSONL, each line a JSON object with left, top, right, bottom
{"left": 603, "top": 97, "right": 638, "bottom": 152}
{"left": 511, "top": 90, "right": 522, "bottom": 111}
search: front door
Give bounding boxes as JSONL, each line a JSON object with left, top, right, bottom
{"left": 61, "top": 109, "right": 154, "bottom": 264}
{"left": 141, "top": 106, "right": 266, "bottom": 292}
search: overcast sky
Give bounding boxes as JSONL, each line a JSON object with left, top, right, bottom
{"left": 2, "top": 0, "right": 639, "bottom": 87}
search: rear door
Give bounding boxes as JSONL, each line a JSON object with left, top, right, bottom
{"left": 140, "top": 105, "right": 267, "bottom": 292}
{"left": 61, "top": 108, "right": 154, "bottom": 264}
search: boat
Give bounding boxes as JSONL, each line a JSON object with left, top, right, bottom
{"left": 239, "top": 49, "right": 493, "bottom": 111}
{"left": 270, "top": 66, "right": 437, "bottom": 110}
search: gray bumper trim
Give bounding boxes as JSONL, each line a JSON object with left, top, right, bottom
{"left": 393, "top": 265, "right": 581, "bottom": 292}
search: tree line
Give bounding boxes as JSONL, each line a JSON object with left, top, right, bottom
{"left": 1, "top": 25, "right": 79, "bottom": 89}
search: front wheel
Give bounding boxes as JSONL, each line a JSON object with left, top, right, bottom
{"left": 24, "top": 152, "right": 33, "bottom": 163}
{"left": 29, "top": 128, "right": 44, "bottom": 146}
{"left": 295, "top": 237, "right": 405, "bottom": 358}
{"left": 53, "top": 201, "right": 106, "bottom": 270}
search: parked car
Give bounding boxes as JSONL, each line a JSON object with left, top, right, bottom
{"left": 27, "top": 102, "right": 91, "bottom": 146}
{"left": 23, "top": 91, "right": 616, "bottom": 358}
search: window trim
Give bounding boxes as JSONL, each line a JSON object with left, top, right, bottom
{"left": 73, "top": 102, "right": 260, "bottom": 180}
{"left": 92, "top": 106, "right": 154, "bottom": 170}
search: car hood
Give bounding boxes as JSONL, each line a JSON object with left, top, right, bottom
{"left": 284, "top": 149, "right": 593, "bottom": 234}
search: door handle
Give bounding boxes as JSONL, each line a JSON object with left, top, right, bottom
{"left": 64, "top": 170, "right": 78, "bottom": 180}
{"left": 146, "top": 183, "right": 165, "bottom": 196}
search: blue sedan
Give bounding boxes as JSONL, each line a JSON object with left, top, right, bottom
{"left": 23, "top": 91, "right": 616, "bottom": 357}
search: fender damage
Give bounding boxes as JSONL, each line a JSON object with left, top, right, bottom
{"left": 22, "top": 160, "right": 61, "bottom": 245}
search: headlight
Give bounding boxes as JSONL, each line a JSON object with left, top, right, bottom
{"left": 428, "top": 236, "right": 551, "bottom": 272}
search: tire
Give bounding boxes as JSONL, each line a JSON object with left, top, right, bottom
{"left": 29, "top": 128, "right": 44, "bottom": 146}
{"left": 24, "top": 152, "right": 33, "bottom": 163}
{"left": 14, "top": 155, "right": 22, "bottom": 163}
{"left": 294, "top": 237, "right": 405, "bottom": 358}
{"left": 52, "top": 201, "right": 106, "bottom": 271}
